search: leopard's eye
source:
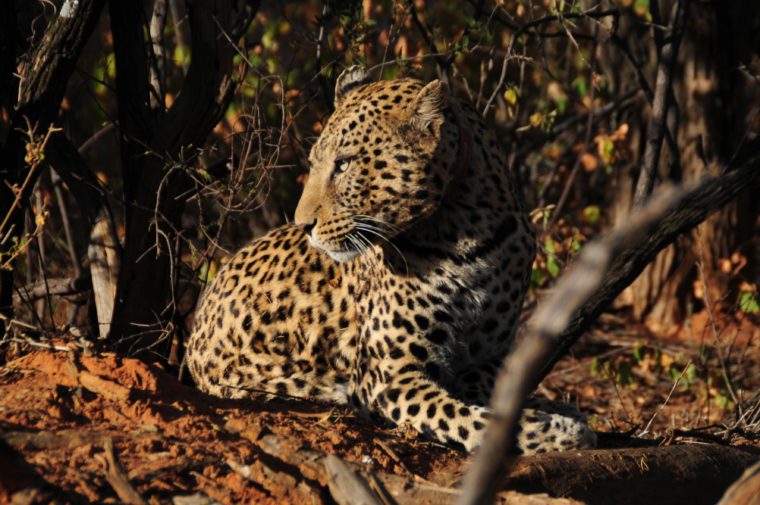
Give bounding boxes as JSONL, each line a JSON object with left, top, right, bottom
{"left": 333, "top": 157, "right": 352, "bottom": 176}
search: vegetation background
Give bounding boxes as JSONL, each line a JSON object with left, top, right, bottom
{"left": 2, "top": 0, "right": 759, "bottom": 424}
{"left": 0, "top": 1, "right": 759, "bottom": 502}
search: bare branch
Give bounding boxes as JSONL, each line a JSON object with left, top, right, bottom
{"left": 403, "top": 0, "right": 450, "bottom": 86}
{"left": 456, "top": 187, "right": 684, "bottom": 505}
{"left": 12, "top": 276, "right": 90, "bottom": 303}
{"left": 148, "top": 0, "right": 168, "bottom": 109}
{"left": 324, "top": 454, "right": 391, "bottom": 505}
{"left": 538, "top": 152, "right": 760, "bottom": 384}
{"left": 633, "top": 0, "right": 690, "bottom": 205}
{"left": 100, "top": 438, "right": 147, "bottom": 505}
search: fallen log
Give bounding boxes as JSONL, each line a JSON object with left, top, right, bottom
{"left": 506, "top": 445, "right": 759, "bottom": 505}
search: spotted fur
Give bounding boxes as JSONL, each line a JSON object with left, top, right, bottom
{"left": 186, "top": 68, "right": 596, "bottom": 454}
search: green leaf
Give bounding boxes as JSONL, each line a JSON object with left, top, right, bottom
{"left": 632, "top": 342, "right": 643, "bottom": 362}
{"left": 582, "top": 205, "right": 601, "bottom": 225}
{"left": 684, "top": 363, "right": 697, "bottom": 386}
{"left": 571, "top": 236, "right": 582, "bottom": 254}
{"left": 739, "top": 291, "right": 759, "bottom": 314}
{"left": 531, "top": 267, "right": 546, "bottom": 287}
{"left": 572, "top": 76, "right": 587, "bottom": 97}
{"left": 714, "top": 392, "right": 732, "bottom": 410}
{"left": 590, "top": 357, "right": 601, "bottom": 377}
{"left": 547, "top": 255, "right": 560, "bottom": 278}
{"left": 544, "top": 237, "right": 557, "bottom": 254}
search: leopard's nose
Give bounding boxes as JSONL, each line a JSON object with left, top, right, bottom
{"left": 300, "top": 219, "right": 317, "bottom": 236}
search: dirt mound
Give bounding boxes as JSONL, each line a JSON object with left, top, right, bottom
{"left": 0, "top": 349, "right": 460, "bottom": 504}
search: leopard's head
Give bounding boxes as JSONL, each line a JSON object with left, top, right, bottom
{"left": 294, "top": 67, "right": 460, "bottom": 262}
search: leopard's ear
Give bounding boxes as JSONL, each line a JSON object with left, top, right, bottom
{"left": 408, "top": 80, "right": 448, "bottom": 130}
{"left": 335, "top": 66, "right": 373, "bottom": 106}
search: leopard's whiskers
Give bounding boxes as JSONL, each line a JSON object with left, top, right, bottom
{"left": 353, "top": 223, "right": 409, "bottom": 276}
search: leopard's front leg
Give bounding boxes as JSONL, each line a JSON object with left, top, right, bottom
{"left": 356, "top": 358, "right": 597, "bottom": 453}
{"left": 363, "top": 363, "right": 491, "bottom": 451}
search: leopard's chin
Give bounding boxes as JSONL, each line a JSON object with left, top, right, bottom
{"left": 306, "top": 234, "right": 362, "bottom": 263}
{"left": 325, "top": 249, "right": 361, "bottom": 263}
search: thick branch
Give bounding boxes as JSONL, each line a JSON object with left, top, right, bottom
{"left": 13, "top": 277, "right": 91, "bottom": 303}
{"left": 157, "top": 0, "right": 235, "bottom": 152}
{"left": 108, "top": 0, "right": 153, "bottom": 150}
{"left": 148, "top": 0, "right": 168, "bottom": 110}
{"left": 539, "top": 153, "right": 760, "bottom": 382}
{"left": 0, "top": 0, "right": 17, "bottom": 114}
{"left": 458, "top": 148, "right": 759, "bottom": 505}
{"left": 0, "top": 0, "right": 104, "bottom": 317}
{"left": 506, "top": 445, "right": 758, "bottom": 505}
{"left": 457, "top": 187, "right": 686, "bottom": 505}
{"left": 16, "top": 0, "right": 106, "bottom": 126}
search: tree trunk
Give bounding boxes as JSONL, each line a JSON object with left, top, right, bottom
{"left": 607, "top": 0, "right": 759, "bottom": 332}
{"left": 107, "top": 0, "right": 254, "bottom": 357}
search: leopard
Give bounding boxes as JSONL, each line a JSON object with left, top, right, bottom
{"left": 186, "top": 67, "right": 597, "bottom": 454}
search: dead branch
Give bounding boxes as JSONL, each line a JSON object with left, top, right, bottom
{"left": 45, "top": 136, "right": 121, "bottom": 338}
{"left": 457, "top": 187, "right": 685, "bottom": 505}
{"left": 12, "top": 277, "right": 90, "bottom": 304}
{"left": 88, "top": 215, "right": 120, "bottom": 338}
{"left": 100, "top": 438, "right": 147, "bottom": 505}
{"left": 538, "top": 152, "right": 760, "bottom": 383}
{"left": 505, "top": 445, "right": 759, "bottom": 505}
{"left": 233, "top": 424, "right": 757, "bottom": 505}
{"left": 239, "top": 429, "right": 583, "bottom": 505}
{"left": 324, "top": 454, "right": 390, "bottom": 505}
{"left": 458, "top": 144, "right": 759, "bottom": 505}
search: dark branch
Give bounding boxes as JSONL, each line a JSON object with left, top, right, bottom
{"left": 633, "top": 0, "right": 690, "bottom": 205}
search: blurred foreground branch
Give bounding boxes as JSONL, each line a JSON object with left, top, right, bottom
{"left": 457, "top": 150, "right": 760, "bottom": 505}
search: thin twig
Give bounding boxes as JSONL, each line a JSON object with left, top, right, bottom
{"left": 403, "top": 0, "right": 450, "bottom": 86}
{"left": 640, "top": 360, "right": 693, "bottom": 436}
{"left": 51, "top": 170, "right": 82, "bottom": 278}
{"left": 547, "top": 20, "right": 600, "bottom": 228}
{"left": 324, "top": 454, "right": 390, "bottom": 505}
{"left": 482, "top": 6, "right": 618, "bottom": 115}
{"left": 697, "top": 244, "right": 741, "bottom": 415}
